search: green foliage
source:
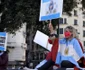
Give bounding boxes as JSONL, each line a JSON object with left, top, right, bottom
{"left": 63, "top": 0, "right": 77, "bottom": 16}
{"left": 82, "top": 0, "right": 85, "bottom": 9}
{"left": 1, "top": 0, "right": 25, "bottom": 33}
{"left": 1, "top": 0, "right": 85, "bottom": 33}
{"left": 1, "top": 0, "right": 42, "bottom": 33}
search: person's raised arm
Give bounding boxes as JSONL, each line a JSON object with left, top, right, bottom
{"left": 48, "top": 22, "right": 57, "bottom": 44}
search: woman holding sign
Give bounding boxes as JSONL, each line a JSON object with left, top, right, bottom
{"left": 23, "top": 23, "right": 85, "bottom": 70}
{"left": 23, "top": 22, "right": 59, "bottom": 70}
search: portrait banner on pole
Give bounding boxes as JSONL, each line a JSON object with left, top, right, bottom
{"left": 39, "top": 0, "right": 63, "bottom": 21}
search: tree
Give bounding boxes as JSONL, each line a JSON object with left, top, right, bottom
{"left": 82, "top": 0, "right": 85, "bottom": 9}
{"left": 0, "top": 0, "right": 79, "bottom": 33}
{"left": 63, "top": 0, "right": 77, "bottom": 16}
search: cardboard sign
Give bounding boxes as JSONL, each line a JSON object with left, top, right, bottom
{"left": 33, "top": 30, "right": 52, "bottom": 51}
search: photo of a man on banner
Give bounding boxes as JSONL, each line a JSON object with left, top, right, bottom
{"left": 39, "top": 0, "right": 63, "bottom": 21}
{"left": 46, "top": 0, "right": 58, "bottom": 15}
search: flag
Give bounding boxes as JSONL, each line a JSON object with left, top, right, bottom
{"left": 55, "top": 38, "right": 84, "bottom": 68}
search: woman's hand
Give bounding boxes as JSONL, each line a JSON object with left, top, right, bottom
{"left": 49, "top": 35, "right": 56, "bottom": 41}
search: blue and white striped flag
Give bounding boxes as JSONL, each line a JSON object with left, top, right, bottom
{"left": 55, "top": 38, "right": 84, "bottom": 69}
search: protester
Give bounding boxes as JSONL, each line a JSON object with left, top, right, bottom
{"left": 23, "top": 23, "right": 85, "bottom": 70}
{"left": 55, "top": 26, "right": 84, "bottom": 69}
{"left": 0, "top": 50, "right": 8, "bottom": 70}
{"left": 23, "top": 22, "right": 58, "bottom": 70}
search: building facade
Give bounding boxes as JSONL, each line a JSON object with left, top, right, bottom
{"left": 7, "top": 23, "right": 27, "bottom": 68}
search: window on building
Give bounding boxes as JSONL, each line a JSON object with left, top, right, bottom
{"left": 74, "top": 10, "right": 77, "bottom": 16}
{"left": 83, "top": 41, "right": 85, "bottom": 46}
{"left": 83, "top": 30, "right": 85, "bottom": 37}
{"left": 64, "top": 18, "right": 67, "bottom": 24}
{"left": 59, "top": 18, "right": 63, "bottom": 24}
{"left": 82, "top": 11, "right": 85, "bottom": 18}
{"left": 59, "top": 28, "right": 63, "bottom": 34}
{"left": 59, "top": 18, "right": 67, "bottom": 24}
{"left": 83, "top": 21, "right": 85, "bottom": 27}
{"left": 74, "top": 19, "right": 78, "bottom": 25}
